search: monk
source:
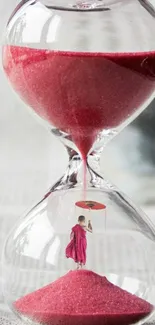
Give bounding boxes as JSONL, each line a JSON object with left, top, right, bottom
{"left": 65, "top": 215, "right": 92, "bottom": 269}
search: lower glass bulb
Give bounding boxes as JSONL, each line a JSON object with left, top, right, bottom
{"left": 2, "top": 159, "right": 155, "bottom": 325}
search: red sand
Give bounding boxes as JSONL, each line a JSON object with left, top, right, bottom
{"left": 15, "top": 270, "right": 153, "bottom": 325}
{"left": 3, "top": 46, "right": 155, "bottom": 157}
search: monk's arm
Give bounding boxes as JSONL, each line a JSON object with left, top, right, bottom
{"left": 86, "top": 228, "right": 92, "bottom": 233}
{"left": 88, "top": 220, "right": 93, "bottom": 232}
{"left": 83, "top": 226, "right": 93, "bottom": 233}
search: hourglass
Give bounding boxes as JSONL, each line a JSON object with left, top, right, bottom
{"left": 2, "top": 0, "right": 155, "bottom": 324}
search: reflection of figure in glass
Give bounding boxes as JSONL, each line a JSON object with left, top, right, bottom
{"left": 65, "top": 215, "right": 92, "bottom": 269}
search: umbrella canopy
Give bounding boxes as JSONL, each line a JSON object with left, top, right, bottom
{"left": 75, "top": 200, "right": 106, "bottom": 210}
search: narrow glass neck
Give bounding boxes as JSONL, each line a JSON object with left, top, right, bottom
{"left": 49, "top": 147, "right": 113, "bottom": 193}
{"left": 51, "top": 127, "right": 117, "bottom": 160}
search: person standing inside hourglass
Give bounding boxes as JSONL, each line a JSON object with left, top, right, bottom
{"left": 65, "top": 215, "right": 92, "bottom": 269}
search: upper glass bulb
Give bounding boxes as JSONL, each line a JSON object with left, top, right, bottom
{"left": 3, "top": 0, "right": 155, "bottom": 157}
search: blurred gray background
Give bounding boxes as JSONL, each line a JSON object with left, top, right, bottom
{"left": 0, "top": 0, "right": 155, "bottom": 321}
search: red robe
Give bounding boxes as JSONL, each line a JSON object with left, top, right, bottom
{"left": 65, "top": 224, "right": 87, "bottom": 264}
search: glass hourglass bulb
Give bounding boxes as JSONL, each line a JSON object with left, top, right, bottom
{"left": 2, "top": 0, "right": 155, "bottom": 324}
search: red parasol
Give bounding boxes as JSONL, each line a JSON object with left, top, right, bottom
{"left": 75, "top": 200, "right": 106, "bottom": 210}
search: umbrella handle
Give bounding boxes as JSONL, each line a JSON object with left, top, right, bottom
{"left": 85, "top": 208, "right": 91, "bottom": 227}
{"left": 88, "top": 208, "right": 92, "bottom": 223}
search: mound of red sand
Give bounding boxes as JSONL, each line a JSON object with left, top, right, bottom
{"left": 15, "top": 270, "right": 153, "bottom": 325}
